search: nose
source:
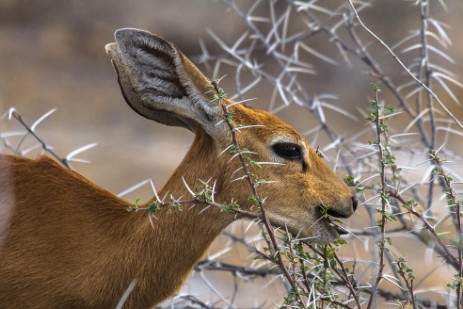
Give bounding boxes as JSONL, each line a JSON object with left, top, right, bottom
{"left": 323, "top": 196, "right": 358, "bottom": 219}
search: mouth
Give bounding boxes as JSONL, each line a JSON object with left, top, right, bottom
{"left": 265, "top": 209, "right": 350, "bottom": 244}
{"left": 323, "top": 216, "right": 349, "bottom": 235}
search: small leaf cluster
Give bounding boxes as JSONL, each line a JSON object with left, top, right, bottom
{"left": 397, "top": 257, "right": 415, "bottom": 282}
{"left": 126, "top": 198, "right": 162, "bottom": 216}
{"left": 194, "top": 181, "right": 214, "bottom": 203}
{"left": 448, "top": 274, "right": 463, "bottom": 290}
{"left": 344, "top": 174, "right": 364, "bottom": 195}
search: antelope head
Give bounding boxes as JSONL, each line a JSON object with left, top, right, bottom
{"left": 106, "top": 28, "right": 357, "bottom": 244}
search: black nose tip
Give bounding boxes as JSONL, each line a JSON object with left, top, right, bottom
{"left": 352, "top": 196, "right": 358, "bottom": 212}
{"left": 320, "top": 197, "right": 358, "bottom": 219}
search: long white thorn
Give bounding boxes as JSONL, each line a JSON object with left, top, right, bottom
{"left": 227, "top": 150, "right": 257, "bottom": 163}
{"left": 66, "top": 142, "right": 98, "bottom": 163}
{"left": 117, "top": 179, "right": 151, "bottom": 198}
{"left": 227, "top": 98, "right": 258, "bottom": 108}
{"left": 182, "top": 177, "right": 196, "bottom": 197}
{"left": 218, "top": 144, "right": 234, "bottom": 158}
{"left": 31, "top": 109, "right": 57, "bottom": 132}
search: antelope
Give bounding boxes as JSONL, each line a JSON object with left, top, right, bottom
{"left": 0, "top": 28, "right": 357, "bottom": 308}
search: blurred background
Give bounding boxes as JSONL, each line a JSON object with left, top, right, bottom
{"left": 1, "top": 0, "right": 462, "bottom": 192}
{"left": 1, "top": 0, "right": 463, "bottom": 307}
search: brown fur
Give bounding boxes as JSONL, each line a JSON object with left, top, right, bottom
{"left": 0, "top": 29, "right": 356, "bottom": 308}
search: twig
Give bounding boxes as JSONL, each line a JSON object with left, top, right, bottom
{"left": 10, "top": 111, "right": 70, "bottom": 168}
{"left": 211, "top": 80, "right": 305, "bottom": 306}
{"left": 346, "top": 0, "right": 463, "bottom": 130}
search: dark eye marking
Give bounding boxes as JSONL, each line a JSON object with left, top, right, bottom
{"left": 272, "top": 142, "right": 308, "bottom": 172}
{"left": 272, "top": 143, "right": 303, "bottom": 161}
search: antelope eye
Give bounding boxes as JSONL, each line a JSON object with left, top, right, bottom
{"left": 272, "top": 143, "right": 303, "bottom": 161}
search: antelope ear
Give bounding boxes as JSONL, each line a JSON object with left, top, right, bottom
{"left": 105, "top": 28, "right": 221, "bottom": 134}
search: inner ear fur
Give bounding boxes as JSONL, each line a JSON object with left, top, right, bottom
{"left": 106, "top": 28, "right": 221, "bottom": 134}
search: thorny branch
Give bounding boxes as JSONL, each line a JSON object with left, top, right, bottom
{"left": 2, "top": 0, "right": 463, "bottom": 308}
{"left": 193, "top": 0, "right": 463, "bottom": 307}
{"left": 210, "top": 80, "right": 306, "bottom": 305}
{"left": 5, "top": 110, "right": 70, "bottom": 168}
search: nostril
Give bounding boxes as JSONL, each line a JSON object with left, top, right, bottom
{"left": 325, "top": 208, "right": 350, "bottom": 219}
{"left": 352, "top": 196, "right": 358, "bottom": 212}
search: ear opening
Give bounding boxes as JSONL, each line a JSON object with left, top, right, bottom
{"left": 106, "top": 28, "right": 222, "bottom": 135}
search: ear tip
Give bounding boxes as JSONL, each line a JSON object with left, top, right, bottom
{"left": 104, "top": 43, "right": 117, "bottom": 54}
{"left": 114, "top": 28, "right": 161, "bottom": 42}
{"left": 114, "top": 28, "right": 141, "bottom": 41}
{"left": 107, "top": 28, "right": 172, "bottom": 65}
